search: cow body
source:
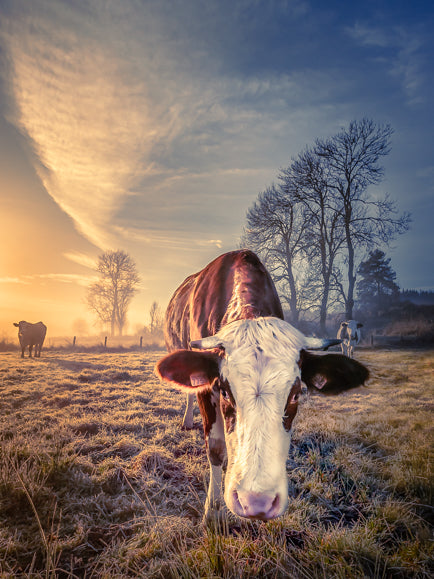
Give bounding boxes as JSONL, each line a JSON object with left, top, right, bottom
{"left": 164, "top": 250, "right": 284, "bottom": 430}
{"left": 337, "top": 320, "right": 363, "bottom": 358}
{"left": 13, "top": 321, "right": 47, "bottom": 358}
{"left": 157, "top": 251, "right": 369, "bottom": 521}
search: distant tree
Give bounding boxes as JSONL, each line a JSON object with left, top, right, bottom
{"left": 357, "top": 249, "right": 400, "bottom": 315}
{"left": 149, "top": 301, "right": 163, "bottom": 333}
{"left": 86, "top": 250, "right": 140, "bottom": 336}
{"left": 242, "top": 185, "right": 310, "bottom": 324}
{"left": 314, "top": 119, "right": 411, "bottom": 318}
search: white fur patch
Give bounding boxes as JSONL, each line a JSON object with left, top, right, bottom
{"left": 209, "top": 317, "right": 308, "bottom": 514}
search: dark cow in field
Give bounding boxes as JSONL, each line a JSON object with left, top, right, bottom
{"left": 156, "top": 250, "right": 369, "bottom": 521}
{"left": 13, "top": 321, "right": 47, "bottom": 358}
{"left": 337, "top": 320, "right": 363, "bottom": 358}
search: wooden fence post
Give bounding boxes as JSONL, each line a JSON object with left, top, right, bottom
{"left": 140, "top": 336, "right": 143, "bottom": 348}
{"left": 73, "top": 336, "right": 76, "bottom": 347}
{"left": 104, "top": 336, "right": 107, "bottom": 348}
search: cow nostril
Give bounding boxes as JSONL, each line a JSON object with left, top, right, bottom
{"left": 232, "top": 490, "right": 243, "bottom": 512}
{"left": 270, "top": 494, "right": 281, "bottom": 517}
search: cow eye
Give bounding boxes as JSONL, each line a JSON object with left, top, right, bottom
{"left": 290, "top": 392, "right": 300, "bottom": 404}
{"left": 221, "top": 388, "right": 230, "bottom": 401}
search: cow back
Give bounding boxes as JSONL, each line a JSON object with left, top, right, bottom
{"left": 164, "top": 250, "right": 283, "bottom": 351}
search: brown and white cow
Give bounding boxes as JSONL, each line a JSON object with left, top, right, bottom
{"left": 337, "top": 320, "right": 363, "bottom": 358}
{"left": 13, "top": 321, "right": 47, "bottom": 358}
{"left": 156, "top": 250, "right": 369, "bottom": 521}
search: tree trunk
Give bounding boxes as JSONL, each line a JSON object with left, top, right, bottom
{"left": 344, "top": 201, "right": 355, "bottom": 320}
{"left": 346, "top": 242, "right": 355, "bottom": 319}
{"left": 319, "top": 290, "right": 328, "bottom": 335}
{"left": 285, "top": 248, "right": 299, "bottom": 324}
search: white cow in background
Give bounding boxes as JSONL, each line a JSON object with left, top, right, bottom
{"left": 337, "top": 320, "right": 363, "bottom": 358}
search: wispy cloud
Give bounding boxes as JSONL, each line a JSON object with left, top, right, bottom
{"left": 0, "top": 277, "right": 30, "bottom": 285}
{"left": 1, "top": 0, "right": 343, "bottom": 255}
{"left": 2, "top": 2, "right": 160, "bottom": 249}
{"left": 113, "top": 225, "right": 222, "bottom": 250}
{"left": 64, "top": 251, "right": 97, "bottom": 270}
{"left": 347, "top": 22, "right": 391, "bottom": 48}
{"left": 346, "top": 22, "right": 425, "bottom": 105}
{"left": 0, "top": 273, "right": 95, "bottom": 287}
{"left": 31, "top": 273, "right": 97, "bottom": 286}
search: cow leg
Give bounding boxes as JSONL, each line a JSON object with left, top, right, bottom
{"left": 196, "top": 387, "right": 226, "bottom": 523}
{"left": 182, "top": 393, "right": 195, "bottom": 429}
{"left": 28, "top": 345, "right": 33, "bottom": 358}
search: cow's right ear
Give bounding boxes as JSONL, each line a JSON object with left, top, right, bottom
{"left": 155, "top": 350, "right": 220, "bottom": 391}
{"left": 299, "top": 350, "right": 369, "bottom": 395}
{"left": 13, "top": 323, "right": 19, "bottom": 327}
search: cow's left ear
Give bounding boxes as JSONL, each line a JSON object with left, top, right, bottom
{"left": 299, "top": 350, "right": 369, "bottom": 395}
{"left": 155, "top": 349, "right": 220, "bottom": 391}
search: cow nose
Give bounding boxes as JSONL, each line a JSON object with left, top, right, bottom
{"left": 232, "top": 491, "right": 281, "bottom": 520}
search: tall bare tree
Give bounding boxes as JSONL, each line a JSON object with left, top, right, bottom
{"left": 87, "top": 250, "right": 140, "bottom": 336}
{"left": 315, "top": 119, "right": 410, "bottom": 318}
{"left": 280, "top": 149, "right": 345, "bottom": 334}
{"left": 242, "top": 185, "right": 310, "bottom": 323}
{"left": 243, "top": 118, "right": 410, "bottom": 331}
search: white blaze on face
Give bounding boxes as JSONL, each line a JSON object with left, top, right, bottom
{"left": 216, "top": 318, "right": 306, "bottom": 519}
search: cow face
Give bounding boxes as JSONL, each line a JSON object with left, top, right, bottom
{"left": 156, "top": 317, "right": 366, "bottom": 521}
{"left": 14, "top": 321, "right": 27, "bottom": 348}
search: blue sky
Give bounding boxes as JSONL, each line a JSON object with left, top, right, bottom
{"left": 0, "top": 0, "right": 433, "bottom": 335}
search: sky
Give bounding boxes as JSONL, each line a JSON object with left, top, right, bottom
{"left": 0, "top": 0, "right": 433, "bottom": 338}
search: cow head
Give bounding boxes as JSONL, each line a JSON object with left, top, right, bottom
{"left": 13, "top": 321, "right": 27, "bottom": 341}
{"left": 156, "top": 317, "right": 368, "bottom": 520}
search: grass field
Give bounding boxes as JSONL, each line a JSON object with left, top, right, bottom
{"left": 0, "top": 348, "right": 432, "bottom": 578}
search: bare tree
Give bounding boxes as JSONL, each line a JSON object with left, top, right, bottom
{"left": 242, "top": 185, "right": 310, "bottom": 324}
{"left": 86, "top": 250, "right": 140, "bottom": 336}
{"left": 242, "top": 118, "right": 410, "bottom": 331}
{"left": 280, "top": 149, "right": 345, "bottom": 334}
{"left": 315, "top": 119, "right": 411, "bottom": 318}
{"left": 149, "top": 301, "right": 163, "bottom": 333}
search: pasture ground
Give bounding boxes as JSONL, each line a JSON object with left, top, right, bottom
{"left": 0, "top": 349, "right": 432, "bottom": 578}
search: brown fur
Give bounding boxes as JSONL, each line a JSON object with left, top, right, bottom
{"left": 283, "top": 377, "right": 302, "bottom": 431}
{"left": 164, "top": 250, "right": 284, "bottom": 351}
